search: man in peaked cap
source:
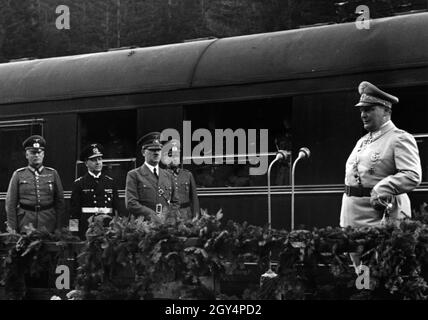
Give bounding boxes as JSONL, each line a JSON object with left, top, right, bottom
{"left": 69, "top": 143, "right": 119, "bottom": 239}
{"left": 340, "top": 81, "right": 422, "bottom": 229}
{"left": 5, "top": 135, "right": 65, "bottom": 233}
{"left": 125, "top": 132, "right": 179, "bottom": 224}
{"left": 162, "top": 139, "right": 200, "bottom": 220}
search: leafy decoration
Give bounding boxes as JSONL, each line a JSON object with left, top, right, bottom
{"left": 1, "top": 209, "right": 428, "bottom": 300}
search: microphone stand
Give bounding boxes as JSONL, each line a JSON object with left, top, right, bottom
{"left": 261, "top": 150, "right": 288, "bottom": 298}
{"left": 291, "top": 150, "right": 309, "bottom": 231}
{"left": 267, "top": 151, "right": 287, "bottom": 231}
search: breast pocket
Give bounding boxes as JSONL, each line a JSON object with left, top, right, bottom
{"left": 180, "top": 182, "right": 189, "bottom": 193}
{"left": 41, "top": 179, "right": 54, "bottom": 194}
{"left": 18, "top": 180, "right": 32, "bottom": 194}
{"left": 138, "top": 183, "right": 154, "bottom": 199}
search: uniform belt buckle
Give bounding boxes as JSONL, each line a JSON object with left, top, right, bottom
{"left": 35, "top": 205, "right": 41, "bottom": 212}
{"left": 156, "top": 204, "right": 162, "bottom": 214}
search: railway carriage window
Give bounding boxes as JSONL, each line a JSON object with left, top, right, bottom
{"left": 414, "top": 135, "right": 428, "bottom": 183}
{"left": 78, "top": 111, "right": 137, "bottom": 189}
{"left": 184, "top": 98, "right": 292, "bottom": 188}
{"left": 0, "top": 119, "right": 44, "bottom": 191}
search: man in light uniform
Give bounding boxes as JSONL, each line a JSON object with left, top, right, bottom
{"left": 340, "top": 81, "right": 422, "bottom": 228}
{"left": 5, "top": 135, "right": 65, "bottom": 233}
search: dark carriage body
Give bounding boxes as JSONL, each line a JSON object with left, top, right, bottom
{"left": 0, "top": 13, "right": 427, "bottom": 230}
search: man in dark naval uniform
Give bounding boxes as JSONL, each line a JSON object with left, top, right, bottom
{"left": 69, "top": 143, "right": 119, "bottom": 239}
{"left": 5, "top": 135, "right": 65, "bottom": 233}
{"left": 125, "top": 132, "right": 179, "bottom": 224}
{"left": 163, "top": 139, "right": 200, "bottom": 220}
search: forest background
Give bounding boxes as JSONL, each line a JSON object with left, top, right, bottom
{"left": 0, "top": 0, "right": 427, "bottom": 62}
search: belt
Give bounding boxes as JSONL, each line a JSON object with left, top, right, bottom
{"left": 345, "top": 185, "right": 372, "bottom": 197}
{"left": 19, "top": 203, "right": 54, "bottom": 211}
{"left": 81, "top": 207, "right": 113, "bottom": 214}
{"left": 180, "top": 202, "right": 190, "bottom": 209}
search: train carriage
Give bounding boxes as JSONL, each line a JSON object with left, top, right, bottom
{"left": 0, "top": 12, "right": 427, "bottom": 231}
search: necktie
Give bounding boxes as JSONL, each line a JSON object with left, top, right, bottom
{"left": 153, "top": 168, "right": 158, "bottom": 179}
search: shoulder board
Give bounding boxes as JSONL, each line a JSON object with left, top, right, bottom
{"left": 44, "top": 167, "right": 55, "bottom": 171}
{"left": 105, "top": 175, "right": 114, "bottom": 180}
{"left": 394, "top": 128, "right": 406, "bottom": 134}
{"left": 74, "top": 177, "right": 83, "bottom": 183}
{"left": 16, "top": 167, "right": 26, "bottom": 172}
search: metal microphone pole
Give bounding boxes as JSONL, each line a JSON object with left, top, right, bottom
{"left": 267, "top": 151, "right": 288, "bottom": 231}
{"left": 291, "top": 147, "right": 310, "bottom": 231}
{"left": 261, "top": 150, "right": 288, "bottom": 297}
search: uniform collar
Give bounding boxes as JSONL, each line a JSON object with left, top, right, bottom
{"left": 170, "top": 166, "right": 180, "bottom": 174}
{"left": 28, "top": 165, "right": 44, "bottom": 175}
{"left": 144, "top": 162, "right": 159, "bottom": 175}
{"left": 88, "top": 170, "right": 102, "bottom": 179}
{"left": 369, "top": 120, "right": 394, "bottom": 140}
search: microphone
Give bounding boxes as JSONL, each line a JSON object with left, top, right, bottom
{"left": 291, "top": 147, "right": 310, "bottom": 231}
{"left": 274, "top": 150, "right": 290, "bottom": 161}
{"left": 298, "top": 147, "right": 310, "bottom": 159}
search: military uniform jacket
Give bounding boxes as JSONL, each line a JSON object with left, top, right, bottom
{"left": 5, "top": 166, "right": 65, "bottom": 233}
{"left": 168, "top": 168, "right": 200, "bottom": 220}
{"left": 125, "top": 164, "right": 179, "bottom": 219}
{"left": 70, "top": 172, "right": 119, "bottom": 238}
{"left": 340, "top": 121, "right": 421, "bottom": 227}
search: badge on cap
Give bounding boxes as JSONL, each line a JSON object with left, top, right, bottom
{"left": 33, "top": 138, "right": 41, "bottom": 148}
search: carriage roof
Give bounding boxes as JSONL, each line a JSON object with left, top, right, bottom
{"left": 0, "top": 12, "right": 427, "bottom": 105}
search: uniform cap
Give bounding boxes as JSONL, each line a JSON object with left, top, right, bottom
{"left": 138, "top": 132, "right": 163, "bottom": 150}
{"left": 80, "top": 143, "right": 104, "bottom": 161}
{"left": 355, "top": 81, "right": 399, "bottom": 108}
{"left": 161, "top": 139, "right": 181, "bottom": 166}
{"left": 23, "top": 135, "right": 46, "bottom": 151}
{"left": 164, "top": 139, "right": 181, "bottom": 156}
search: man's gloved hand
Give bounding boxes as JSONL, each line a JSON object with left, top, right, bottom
{"left": 370, "top": 191, "right": 393, "bottom": 212}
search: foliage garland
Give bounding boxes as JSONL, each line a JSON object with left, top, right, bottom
{"left": 1, "top": 207, "right": 428, "bottom": 300}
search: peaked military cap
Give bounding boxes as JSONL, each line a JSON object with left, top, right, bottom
{"left": 355, "top": 81, "right": 399, "bottom": 108}
{"left": 23, "top": 135, "right": 46, "bottom": 151}
{"left": 80, "top": 143, "right": 104, "bottom": 161}
{"left": 138, "top": 132, "right": 163, "bottom": 150}
{"left": 166, "top": 139, "right": 180, "bottom": 155}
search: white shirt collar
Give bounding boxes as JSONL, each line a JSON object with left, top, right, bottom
{"left": 88, "top": 170, "right": 102, "bottom": 179}
{"left": 144, "top": 162, "right": 159, "bottom": 175}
